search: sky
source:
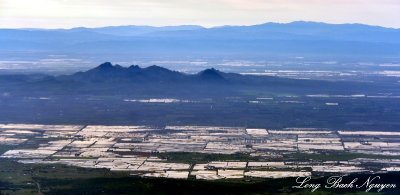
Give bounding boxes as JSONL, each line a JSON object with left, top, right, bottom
{"left": 0, "top": 0, "right": 399, "bottom": 29}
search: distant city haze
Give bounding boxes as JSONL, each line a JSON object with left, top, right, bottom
{"left": 0, "top": 0, "right": 399, "bottom": 28}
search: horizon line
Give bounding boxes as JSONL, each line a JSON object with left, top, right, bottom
{"left": 2, "top": 20, "right": 399, "bottom": 30}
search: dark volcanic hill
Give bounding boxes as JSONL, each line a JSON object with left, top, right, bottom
{"left": 67, "top": 62, "right": 185, "bottom": 83}
{"left": 65, "top": 62, "right": 227, "bottom": 84}
{"left": 0, "top": 62, "right": 399, "bottom": 97}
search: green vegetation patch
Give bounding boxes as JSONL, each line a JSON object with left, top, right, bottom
{"left": 154, "top": 152, "right": 260, "bottom": 164}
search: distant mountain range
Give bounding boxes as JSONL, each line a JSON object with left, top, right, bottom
{"left": 1, "top": 21, "right": 399, "bottom": 56}
{"left": 1, "top": 62, "right": 399, "bottom": 97}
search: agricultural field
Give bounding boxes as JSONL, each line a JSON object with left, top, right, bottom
{"left": 0, "top": 124, "right": 400, "bottom": 194}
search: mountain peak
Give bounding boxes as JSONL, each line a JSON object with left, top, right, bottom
{"left": 146, "top": 65, "right": 164, "bottom": 69}
{"left": 200, "top": 68, "right": 220, "bottom": 74}
{"left": 128, "top": 65, "right": 140, "bottom": 71}
{"left": 97, "top": 62, "right": 114, "bottom": 70}
{"left": 198, "top": 68, "right": 225, "bottom": 81}
{"left": 145, "top": 65, "right": 171, "bottom": 72}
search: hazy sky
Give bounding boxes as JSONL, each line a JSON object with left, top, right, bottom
{"left": 0, "top": 0, "right": 399, "bottom": 28}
